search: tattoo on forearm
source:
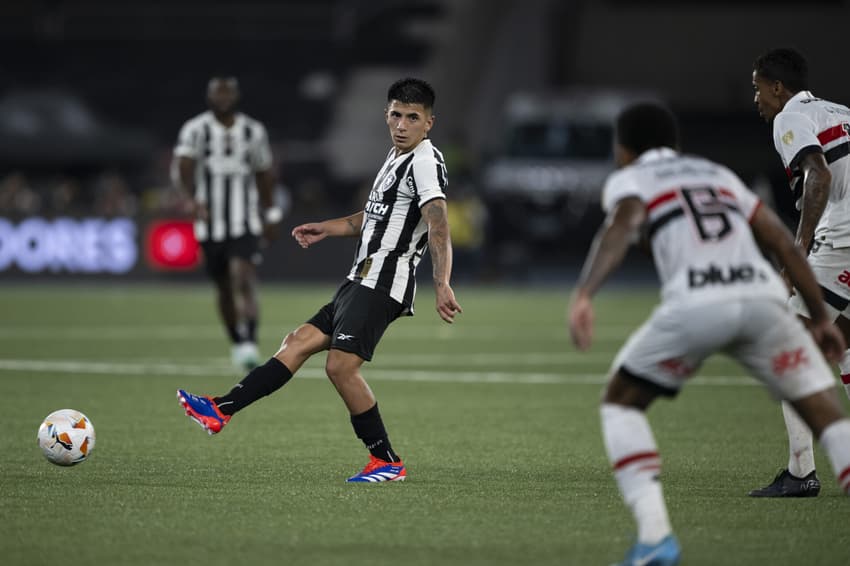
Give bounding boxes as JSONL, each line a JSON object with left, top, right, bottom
{"left": 425, "top": 203, "right": 451, "bottom": 283}
{"left": 346, "top": 218, "right": 358, "bottom": 235}
{"left": 798, "top": 175, "right": 830, "bottom": 247}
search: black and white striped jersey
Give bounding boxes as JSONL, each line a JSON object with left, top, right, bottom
{"left": 348, "top": 138, "right": 448, "bottom": 313}
{"left": 173, "top": 111, "right": 273, "bottom": 242}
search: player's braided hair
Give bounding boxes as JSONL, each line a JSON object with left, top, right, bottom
{"left": 753, "top": 48, "right": 809, "bottom": 93}
{"left": 615, "top": 103, "right": 680, "bottom": 155}
{"left": 387, "top": 78, "right": 435, "bottom": 110}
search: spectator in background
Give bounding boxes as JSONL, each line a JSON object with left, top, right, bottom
{"left": 0, "top": 172, "right": 41, "bottom": 217}
{"left": 47, "top": 176, "right": 81, "bottom": 216}
{"left": 172, "top": 75, "right": 281, "bottom": 371}
{"left": 92, "top": 171, "right": 137, "bottom": 217}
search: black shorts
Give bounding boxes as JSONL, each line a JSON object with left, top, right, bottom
{"left": 199, "top": 235, "right": 261, "bottom": 278}
{"left": 306, "top": 280, "right": 405, "bottom": 361}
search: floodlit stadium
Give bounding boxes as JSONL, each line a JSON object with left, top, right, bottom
{"left": 2, "top": 2, "right": 850, "bottom": 566}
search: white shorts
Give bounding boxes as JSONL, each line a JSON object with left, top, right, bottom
{"left": 612, "top": 298, "right": 835, "bottom": 401}
{"left": 788, "top": 241, "right": 850, "bottom": 320}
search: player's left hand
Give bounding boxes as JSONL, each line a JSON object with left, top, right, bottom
{"left": 568, "top": 293, "right": 595, "bottom": 351}
{"left": 435, "top": 283, "right": 462, "bottom": 323}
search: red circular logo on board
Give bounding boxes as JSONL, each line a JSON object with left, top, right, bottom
{"left": 145, "top": 220, "right": 199, "bottom": 270}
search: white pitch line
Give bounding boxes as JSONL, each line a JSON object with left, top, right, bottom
{"left": 0, "top": 358, "right": 760, "bottom": 387}
{"left": 0, "top": 324, "right": 637, "bottom": 342}
{"left": 364, "top": 352, "right": 619, "bottom": 365}
{"left": 36, "top": 352, "right": 620, "bottom": 366}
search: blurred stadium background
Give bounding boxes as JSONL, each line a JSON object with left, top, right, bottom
{"left": 4, "top": 2, "right": 850, "bottom": 566}
{"left": 3, "top": 0, "right": 849, "bottom": 283}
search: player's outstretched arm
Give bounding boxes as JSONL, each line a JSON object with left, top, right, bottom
{"left": 751, "top": 203, "right": 846, "bottom": 362}
{"left": 422, "top": 198, "right": 462, "bottom": 323}
{"left": 291, "top": 212, "right": 363, "bottom": 249}
{"left": 569, "top": 197, "right": 645, "bottom": 351}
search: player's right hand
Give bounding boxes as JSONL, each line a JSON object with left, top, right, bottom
{"left": 434, "top": 283, "right": 462, "bottom": 323}
{"left": 568, "top": 293, "right": 595, "bottom": 351}
{"left": 291, "top": 223, "right": 327, "bottom": 248}
{"left": 181, "top": 198, "right": 208, "bottom": 221}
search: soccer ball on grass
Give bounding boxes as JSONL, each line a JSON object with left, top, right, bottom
{"left": 37, "top": 409, "right": 96, "bottom": 466}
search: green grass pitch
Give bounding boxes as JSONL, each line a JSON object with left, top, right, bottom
{"left": 0, "top": 283, "right": 848, "bottom": 566}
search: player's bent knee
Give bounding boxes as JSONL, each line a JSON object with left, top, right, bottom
{"left": 324, "top": 359, "right": 351, "bottom": 382}
{"left": 324, "top": 351, "right": 362, "bottom": 383}
{"left": 603, "top": 370, "right": 659, "bottom": 410}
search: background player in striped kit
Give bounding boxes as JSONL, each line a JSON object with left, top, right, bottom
{"left": 173, "top": 76, "right": 281, "bottom": 371}
{"left": 568, "top": 103, "right": 850, "bottom": 566}
{"left": 750, "top": 48, "right": 850, "bottom": 497}
{"left": 177, "top": 77, "right": 462, "bottom": 482}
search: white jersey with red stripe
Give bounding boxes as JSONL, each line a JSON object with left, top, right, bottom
{"left": 773, "top": 90, "right": 850, "bottom": 247}
{"left": 602, "top": 148, "right": 787, "bottom": 306}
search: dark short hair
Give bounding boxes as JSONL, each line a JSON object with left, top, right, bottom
{"left": 387, "top": 78, "right": 435, "bottom": 110}
{"left": 753, "top": 48, "right": 809, "bottom": 93}
{"left": 208, "top": 75, "right": 239, "bottom": 88}
{"left": 615, "top": 103, "right": 680, "bottom": 155}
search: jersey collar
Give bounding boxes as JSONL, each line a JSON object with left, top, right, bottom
{"left": 392, "top": 137, "right": 431, "bottom": 159}
{"left": 788, "top": 90, "right": 816, "bottom": 104}
{"left": 636, "top": 147, "right": 677, "bottom": 164}
{"left": 206, "top": 111, "right": 244, "bottom": 130}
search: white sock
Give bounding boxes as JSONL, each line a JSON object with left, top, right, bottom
{"left": 782, "top": 401, "right": 815, "bottom": 477}
{"left": 837, "top": 350, "right": 850, "bottom": 400}
{"left": 601, "top": 403, "right": 672, "bottom": 544}
{"left": 818, "top": 419, "right": 850, "bottom": 494}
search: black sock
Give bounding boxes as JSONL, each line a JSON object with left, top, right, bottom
{"left": 214, "top": 358, "right": 292, "bottom": 415}
{"left": 226, "top": 324, "right": 242, "bottom": 344}
{"left": 245, "top": 318, "right": 257, "bottom": 343}
{"left": 350, "top": 403, "right": 401, "bottom": 462}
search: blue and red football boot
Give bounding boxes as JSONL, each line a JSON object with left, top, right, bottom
{"left": 177, "top": 389, "right": 231, "bottom": 435}
{"left": 346, "top": 455, "right": 406, "bottom": 483}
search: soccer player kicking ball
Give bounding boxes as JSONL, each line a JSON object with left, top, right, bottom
{"left": 750, "top": 47, "right": 850, "bottom": 497}
{"left": 177, "top": 78, "right": 461, "bottom": 482}
{"left": 568, "top": 103, "right": 850, "bottom": 566}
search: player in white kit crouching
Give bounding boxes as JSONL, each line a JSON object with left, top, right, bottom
{"left": 568, "top": 103, "right": 850, "bottom": 566}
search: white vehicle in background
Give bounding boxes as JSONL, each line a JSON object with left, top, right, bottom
{"left": 480, "top": 89, "right": 661, "bottom": 255}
